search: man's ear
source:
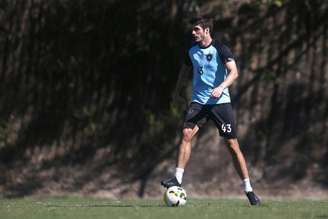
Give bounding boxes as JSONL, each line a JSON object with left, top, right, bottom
{"left": 205, "top": 28, "right": 210, "bottom": 34}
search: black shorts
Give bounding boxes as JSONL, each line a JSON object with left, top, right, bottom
{"left": 183, "top": 102, "right": 237, "bottom": 139}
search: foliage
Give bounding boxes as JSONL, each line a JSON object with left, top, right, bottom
{"left": 0, "top": 0, "right": 327, "bottom": 197}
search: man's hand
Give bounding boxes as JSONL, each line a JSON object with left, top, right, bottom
{"left": 211, "top": 59, "right": 239, "bottom": 99}
{"left": 211, "top": 85, "right": 225, "bottom": 98}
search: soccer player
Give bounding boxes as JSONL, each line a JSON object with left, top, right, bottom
{"left": 161, "top": 17, "right": 261, "bottom": 205}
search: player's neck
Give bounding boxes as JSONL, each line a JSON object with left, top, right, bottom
{"left": 199, "top": 37, "right": 213, "bottom": 48}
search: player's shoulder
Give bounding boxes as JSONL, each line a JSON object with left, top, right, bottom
{"left": 212, "top": 39, "right": 235, "bottom": 62}
{"left": 187, "top": 42, "right": 199, "bottom": 52}
{"left": 212, "top": 40, "right": 231, "bottom": 52}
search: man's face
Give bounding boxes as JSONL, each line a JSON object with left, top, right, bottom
{"left": 191, "top": 25, "right": 209, "bottom": 42}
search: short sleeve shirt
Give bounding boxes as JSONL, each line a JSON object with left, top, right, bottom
{"left": 186, "top": 41, "right": 235, "bottom": 105}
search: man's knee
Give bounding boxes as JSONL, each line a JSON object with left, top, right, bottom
{"left": 225, "top": 138, "right": 241, "bottom": 151}
{"left": 182, "top": 128, "right": 194, "bottom": 142}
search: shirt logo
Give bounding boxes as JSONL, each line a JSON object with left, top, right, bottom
{"left": 206, "top": 54, "right": 213, "bottom": 61}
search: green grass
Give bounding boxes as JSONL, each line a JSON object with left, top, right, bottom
{"left": 0, "top": 196, "right": 327, "bottom": 219}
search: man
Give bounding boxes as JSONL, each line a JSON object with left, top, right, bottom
{"left": 161, "top": 17, "right": 261, "bottom": 205}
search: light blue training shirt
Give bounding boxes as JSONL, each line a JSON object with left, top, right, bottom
{"left": 186, "top": 40, "right": 235, "bottom": 105}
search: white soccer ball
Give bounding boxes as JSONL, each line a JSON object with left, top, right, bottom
{"left": 163, "top": 186, "right": 187, "bottom": 207}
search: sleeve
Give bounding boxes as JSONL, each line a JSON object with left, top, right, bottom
{"left": 220, "top": 44, "right": 235, "bottom": 63}
{"left": 184, "top": 52, "right": 192, "bottom": 66}
{"left": 214, "top": 41, "right": 235, "bottom": 63}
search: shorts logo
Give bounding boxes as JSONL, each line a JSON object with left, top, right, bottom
{"left": 221, "top": 124, "right": 232, "bottom": 133}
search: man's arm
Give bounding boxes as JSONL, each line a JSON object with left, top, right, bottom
{"left": 172, "top": 64, "right": 192, "bottom": 105}
{"left": 211, "top": 60, "right": 238, "bottom": 98}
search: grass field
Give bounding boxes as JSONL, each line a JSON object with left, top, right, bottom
{"left": 1, "top": 196, "right": 328, "bottom": 219}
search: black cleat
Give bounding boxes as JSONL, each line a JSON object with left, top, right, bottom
{"left": 246, "top": 191, "right": 261, "bottom": 206}
{"left": 160, "top": 177, "right": 181, "bottom": 188}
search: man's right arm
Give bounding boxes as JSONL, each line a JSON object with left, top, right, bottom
{"left": 172, "top": 64, "right": 192, "bottom": 105}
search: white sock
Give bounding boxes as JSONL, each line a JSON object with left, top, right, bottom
{"left": 175, "top": 168, "right": 184, "bottom": 184}
{"left": 243, "top": 178, "right": 253, "bottom": 192}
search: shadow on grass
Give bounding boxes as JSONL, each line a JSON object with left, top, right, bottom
{"left": 45, "top": 203, "right": 166, "bottom": 208}
{"left": 316, "top": 216, "right": 328, "bottom": 219}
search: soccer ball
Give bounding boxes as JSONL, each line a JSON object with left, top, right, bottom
{"left": 163, "top": 186, "right": 187, "bottom": 207}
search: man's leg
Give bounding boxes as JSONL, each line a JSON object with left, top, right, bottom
{"left": 177, "top": 126, "right": 199, "bottom": 169}
{"left": 225, "top": 138, "right": 260, "bottom": 205}
{"left": 225, "top": 138, "right": 249, "bottom": 180}
{"left": 161, "top": 126, "right": 199, "bottom": 188}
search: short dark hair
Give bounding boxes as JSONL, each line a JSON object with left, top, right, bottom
{"left": 190, "top": 17, "right": 213, "bottom": 33}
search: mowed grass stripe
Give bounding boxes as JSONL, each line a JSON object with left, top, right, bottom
{"left": 0, "top": 197, "right": 327, "bottom": 219}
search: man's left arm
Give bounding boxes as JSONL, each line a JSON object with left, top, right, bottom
{"left": 211, "top": 60, "right": 239, "bottom": 98}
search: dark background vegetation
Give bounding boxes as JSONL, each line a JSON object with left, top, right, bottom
{"left": 0, "top": 0, "right": 327, "bottom": 198}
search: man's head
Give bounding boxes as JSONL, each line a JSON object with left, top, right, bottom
{"left": 190, "top": 17, "right": 213, "bottom": 44}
